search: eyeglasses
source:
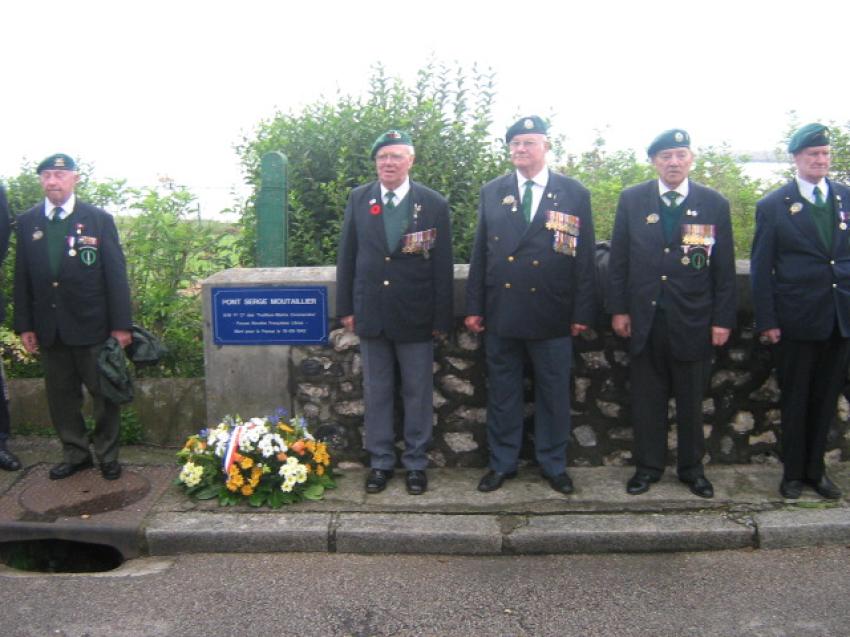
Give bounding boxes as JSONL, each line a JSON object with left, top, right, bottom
{"left": 376, "top": 152, "right": 410, "bottom": 163}
{"left": 508, "top": 140, "right": 543, "bottom": 149}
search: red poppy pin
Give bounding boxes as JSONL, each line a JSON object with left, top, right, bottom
{"left": 369, "top": 199, "right": 381, "bottom": 215}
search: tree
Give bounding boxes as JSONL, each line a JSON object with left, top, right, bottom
{"left": 235, "top": 61, "right": 510, "bottom": 266}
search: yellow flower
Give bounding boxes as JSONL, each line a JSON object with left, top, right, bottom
{"left": 277, "top": 422, "right": 294, "bottom": 434}
{"left": 249, "top": 466, "right": 262, "bottom": 487}
{"left": 239, "top": 456, "right": 254, "bottom": 470}
{"left": 305, "top": 440, "right": 317, "bottom": 453}
{"left": 315, "top": 464, "right": 325, "bottom": 476}
{"left": 240, "top": 484, "right": 254, "bottom": 496}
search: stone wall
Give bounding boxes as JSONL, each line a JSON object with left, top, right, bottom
{"left": 286, "top": 265, "right": 850, "bottom": 470}
{"left": 9, "top": 377, "right": 206, "bottom": 447}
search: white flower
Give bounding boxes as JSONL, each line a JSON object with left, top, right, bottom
{"left": 258, "top": 433, "right": 287, "bottom": 458}
{"left": 179, "top": 462, "right": 203, "bottom": 488}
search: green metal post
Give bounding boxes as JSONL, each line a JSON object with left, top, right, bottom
{"left": 256, "top": 151, "right": 288, "bottom": 266}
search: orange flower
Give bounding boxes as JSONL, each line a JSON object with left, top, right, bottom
{"left": 316, "top": 464, "right": 325, "bottom": 476}
{"left": 240, "top": 484, "right": 254, "bottom": 496}
{"left": 276, "top": 452, "right": 288, "bottom": 462}
{"left": 239, "top": 456, "right": 254, "bottom": 470}
{"left": 291, "top": 440, "right": 306, "bottom": 456}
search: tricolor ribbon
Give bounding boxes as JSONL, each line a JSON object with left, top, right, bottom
{"left": 222, "top": 424, "right": 246, "bottom": 473}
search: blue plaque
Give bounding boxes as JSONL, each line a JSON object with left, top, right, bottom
{"left": 212, "top": 286, "right": 328, "bottom": 345}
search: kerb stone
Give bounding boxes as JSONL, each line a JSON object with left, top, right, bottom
{"left": 145, "top": 512, "right": 331, "bottom": 554}
{"left": 754, "top": 507, "right": 850, "bottom": 549}
{"left": 335, "top": 513, "right": 501, "bottom": 555}
{"left": 504, "top": 513, "right": 753, "bottom": 554}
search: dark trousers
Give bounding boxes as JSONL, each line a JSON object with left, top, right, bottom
{"left": 775, "top": 331, "right": 850, "bottom": 481}
{"left": 42, "top": 341, "right": 121, "bottom": 465}
{"left": 484, "top": 333, "right": 572, "bottom": 477}
{"left": 630, "top": 313, "right": 710, "bottom": 481}
{"left": 360, "top": 335, "right": 434, "bottom": 471}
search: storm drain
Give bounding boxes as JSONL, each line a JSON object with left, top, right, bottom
{"left": 0, "top": 539, "right": 124, "bottom": 573}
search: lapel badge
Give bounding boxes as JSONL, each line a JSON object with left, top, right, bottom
{"left": 646, "top": 213, "right": 660, "bottom": 224}
{"left": 841, "top": 223, "right": 848, "bottom": 231}
{"left": 789, "top": 202, "right": 803, "bottom": 214}
{"left": 686, "top": 209, "right": 698, "bottom": 217}
{"left": 502, "top": 195, "right": 516, "bottom": 206}
{"left": 32, "top": 230, "right": 43, "bottom": 241}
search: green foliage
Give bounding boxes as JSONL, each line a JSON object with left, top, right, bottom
{"left": 689, "top": 145, "right": 766, "bottom": 259}
{"left": 235, "top": 61, "right": 510, "bottom": 265}
{"left": 559, "top": 137, "right": 655, "bottom": 241}
{"left": 122, "top": 184, "right": 239, "bottom": 377}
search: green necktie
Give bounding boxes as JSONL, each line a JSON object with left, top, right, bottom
{"left": 385, "top": 191, "right": 395, "bottom": 210}
{"left": 813, "top": 186, "right": 825, "bottom": 207}
{"left": 665, "top": 191, "right": 679, "bottom": 207}
{"left": 521, "top": 180, "right": 534, "bottom": 224}
{"left": 50, "top": 206, "right": 63, "bottom": 221}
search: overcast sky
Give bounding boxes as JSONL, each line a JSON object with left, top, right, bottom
{"left": 2, "top": 0, "right": 848, "bottom": 216}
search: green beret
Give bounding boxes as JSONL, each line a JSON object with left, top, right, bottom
{"left": 647, "top": 129, "right": 690, "bottom": 157}
{"left": 788, "top": 123, "right": 830, "bottom": 154}
{"left": 36, "top": 153, "right": 77, "bottom": 173}
{"left": 506, "top": 116, "right": 549, "bottom": 143}
{"left": 370, "top": 130, "right": 413, "bottom": 159}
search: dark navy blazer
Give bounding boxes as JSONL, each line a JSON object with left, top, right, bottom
{"left": 336, "top": 179, "right": 453, "bottom": 342}
{"left": 607, "top": 179, "right": 736, "bottom": 360}
{"left": 751, "top": 179, "right": 850, "bottom": 340}
{"left": 13, "top": 200, "right": 132, "bottom": 347}
{"left": 466, "top": 170, "right": 596, "bottom": 339}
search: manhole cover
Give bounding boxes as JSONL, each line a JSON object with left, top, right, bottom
{"left": 18, "top": 467, "right": 151, "bottom": 521}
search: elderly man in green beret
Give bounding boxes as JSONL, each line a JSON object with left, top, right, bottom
{"left": 466, "top": 116, "right": 597, "bottom": 495}
{"left": 751, "top": 123, "right": 850, "bottom": 500}
{"left": 13, "top": 153, "right": 133, "bottom": 481}
{"left": 336, "top": 131, "right": 453, "bottom": 495}
{"left": 608, "top": 129, "right": 736, "bottom": 498}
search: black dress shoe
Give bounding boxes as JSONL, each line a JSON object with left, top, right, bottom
{"left": 49, "top": 459, "right": 94, "bottom": 480}
{"left": 544, "top": 472, "right": 574, "bottom": 495}
{"left": 806, "top": 475, "right": 842, "bottom": 500}
{"left": 406, "top": 470, "right": 428, "bottom": 495}
{"left": 780, "top": 479, "right": 803, "bottom": 499}
{"left": 477, "top": 470, "right": 517, "bottom": 493}
{"left": 682, "top": 476, "right": 714, "bottom": 499}
{"left": 101, "top": 461, "right": 122, "bottom": 481}
{"left": 626, "top": 471, "right": 659, "bottom": 495}
{"left": 0, "top": 448, "right": 21, "bottom": 471}
{"left": 365, "top": 468, "right": 394, "bottom": 494}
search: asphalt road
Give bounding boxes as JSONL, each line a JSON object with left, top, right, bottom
{"left": 0, "top": 546, "right": 848, "bottom": 637}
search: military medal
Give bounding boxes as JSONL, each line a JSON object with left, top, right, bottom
{"left": 681, "top": 256, "right": 690, "bottom": 265}
{"left": 790, "top": 202, "right": 803, "bottom": 214}
{"left": 66, "top": 236, "right": 76, "bottom": 256}
{"left": 646, "top": 213, "right": 659, "bottom": 224}
{"left": 841, "top": 223, "right": 848, "bottom": 231}
{"left": 68, "top": 249, "right": 77, "bottom": 257}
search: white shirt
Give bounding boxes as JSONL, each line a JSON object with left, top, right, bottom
{"left": 657, "top": 179, "right": 689, "bottom": 205}
{"left": 44, "top": 194, "right": 75, "bottom": 220}
{"left": 796, "top": 175, "right": 829, "bottom": 205}
{"left": 380, "top": 178, "right": 410, "bottom": 206}
{"left": 516, "top": 168, "right": 549, "bottom": 221}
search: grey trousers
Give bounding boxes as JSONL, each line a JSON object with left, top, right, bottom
{"left": 42, "top": 341, "right": 121, "bottom": 465}
{"left": 360, "top": 335, "right": 434, "bottom": 471}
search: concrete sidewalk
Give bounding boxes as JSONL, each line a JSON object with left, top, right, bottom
{"left": 1, "top": 436, "right": 848, "bottom": 559}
